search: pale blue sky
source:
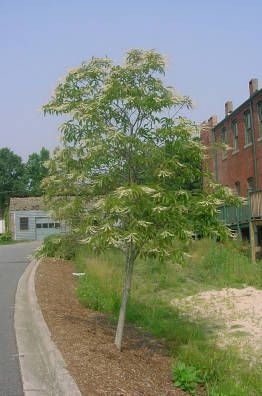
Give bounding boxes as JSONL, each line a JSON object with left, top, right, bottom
{"left": 0, "top": 0, "right": 261, "bottom": 159}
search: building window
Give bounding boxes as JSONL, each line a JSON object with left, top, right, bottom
{"left": 244, "top": 111, "right": 252, "bottom": 145}
{"left": 258, "top": 101, "right": 262, "bottom": 137}
{"left": 221, "top": 127, "right": 227, "bottom": 158}
{"left": 221, "top": 127, "right": 227, "bottom": 144}
{"left": 247, "top": 177, "right": 254, "bottom": 193}
{"left": 235, "top": 181, "right": 240, "bottom": 195}
{"left": 232, "top": 121, "right": 239, "bottom": 151}
{"left": 20, "top": 217, "right": 29, "bottom": 231}
{"left": 36, "top": 221, "right": 60, "bottom": 229}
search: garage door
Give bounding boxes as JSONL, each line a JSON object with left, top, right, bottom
{"left": 35, "top": 217, "right": 62, "bottom": 240}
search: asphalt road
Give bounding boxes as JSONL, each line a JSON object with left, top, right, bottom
{"left": 0, "top": 241, "right": 40, "bottom": 396}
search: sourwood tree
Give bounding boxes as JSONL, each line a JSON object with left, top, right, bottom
{"left": 43, "top": 49, "right": 238, "bottom": 350}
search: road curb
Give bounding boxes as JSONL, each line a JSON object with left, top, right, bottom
{"left": 15, "top": 259, "right": 82, "bottom": 395}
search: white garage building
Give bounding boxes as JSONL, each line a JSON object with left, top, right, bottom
{"left": 9, "top": 197, "right": 69, "bottom": 241}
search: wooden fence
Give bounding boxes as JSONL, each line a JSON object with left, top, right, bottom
{"left": 250, "top": 191, "right": 262, "bottom": 218}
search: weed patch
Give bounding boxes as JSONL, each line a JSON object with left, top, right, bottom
{"left": 172, "top": 361, "right": 201, "bottom": 395}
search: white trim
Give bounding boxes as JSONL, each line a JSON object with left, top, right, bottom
{"left": 14, "top": 212, "right": 16, "bottom": 240}
{"left": 0, "top": 220, "right": 5, "bottom": 234}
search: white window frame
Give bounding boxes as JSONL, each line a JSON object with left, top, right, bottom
{"left": 232, "top": 120, "right": 239, "bottom": 152}
{"left": 20, "top": 217, "right": 29, "bottom": 231}
{"left": 221, "top": 127, "right": 227, "bottom": 159}
{"left": 244, "top": 111, "right": 252, "bottom": 146}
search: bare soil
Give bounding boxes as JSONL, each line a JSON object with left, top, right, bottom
{"left": 171, "top": 287, "right": 262, "bottom": 362}
{"left": 35, "top": 258, "right": 186, "bottom": 396}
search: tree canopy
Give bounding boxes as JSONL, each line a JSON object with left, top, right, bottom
{"left": 24, "top": 147, "right": 49, "bottom": 195}
{"left": 0, "top": 146, "right": 50, "bottom": 212}
{"left": 0, "top": 148, "right": 26, "bottom": 211}
{"left": 43, "top": 49, "right": 238, "bottom": 349}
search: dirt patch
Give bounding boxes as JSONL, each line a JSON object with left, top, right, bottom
{"left": 171, "top": 287, "right": 262, "bottom": 362}
{"left": 35, "top": 258, "right": 185, "bottom": 396}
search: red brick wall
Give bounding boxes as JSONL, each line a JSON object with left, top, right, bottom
{"left": 252, "top": 95, "right": 262, "bottom": 191}
{"left": 215, "top": 106, "right": 254, "bottom": 196}
{"left": 202, "top": 89, "right": 262, "bottom": 197}
{"left": 201, "top": 125, "right": 214, "bottom": 175}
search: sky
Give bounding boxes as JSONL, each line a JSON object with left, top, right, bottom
{"left": 0, "top": 0, "right": 261, "bottom": 160}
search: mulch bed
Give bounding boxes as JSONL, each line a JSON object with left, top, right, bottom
{"left": 35, "top": 258, "right": 186, "bottom": 396}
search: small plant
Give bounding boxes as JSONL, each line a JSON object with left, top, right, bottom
{"left": 172, "top": 361, "right": 201, "bottom": 394}
{"left": 35, "top": 234, "right": 79, "bottom": 260}
{"left": 0, "top": 231, "right": 12, "bottom": 242}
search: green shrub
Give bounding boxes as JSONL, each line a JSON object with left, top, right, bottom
{"left": 0, "top": 231, "right": 12, "bottom": 242}
{"left": 35, "top": 234, "right": 79, "bottom": 260}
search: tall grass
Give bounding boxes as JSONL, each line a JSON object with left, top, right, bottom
{"left": 75, "top": 239, "right": 262, "bottom": 395}
{"left": 186, "top": 239, "right": 262, "bottom": 290}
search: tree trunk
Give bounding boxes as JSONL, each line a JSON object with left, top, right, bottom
{"left": 114, "top": 248, "right": 135, "bottom": 351}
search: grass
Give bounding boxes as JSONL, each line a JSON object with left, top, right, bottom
{"left": 74, "top": 239, "right": 262, "bottom": 395}
{"left": 0, "top": 239, "right": 17, "bottom": 245}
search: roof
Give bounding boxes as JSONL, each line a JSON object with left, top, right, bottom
{"left": 214, "top": 88, "right": 262, "bottom": 130}
{"left": 9, "top": 197, "right": 46, "bottom": 211}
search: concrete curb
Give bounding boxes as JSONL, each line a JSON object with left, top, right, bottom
{"left": 15, "top": 259, "right": 82, "bottom": 395}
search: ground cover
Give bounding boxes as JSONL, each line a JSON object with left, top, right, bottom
{"left": 0, "top": 232, "right": 16, "bottom": 244}
{"left": 74, "top": 239, "right": 262, "bottom": 395}
{"left": 35, "top": 258, "right": 186, "bottom": 395}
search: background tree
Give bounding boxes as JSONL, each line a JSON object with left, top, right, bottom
{"left": 0, "top": 147, "right": 26, "bottom": 212}
{"left": 24, "top": 147, "right": 49, "bottom": 195}
{"left": 43, "top": 49, "right": 238, "bottom": 350}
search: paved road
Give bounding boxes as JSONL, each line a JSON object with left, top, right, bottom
{"left": 0, "top": 242, "right": 40, "bottom": 396}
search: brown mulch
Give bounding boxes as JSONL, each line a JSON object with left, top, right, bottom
{"left": 35, "top": 258, "right": 186, "bottom": 396}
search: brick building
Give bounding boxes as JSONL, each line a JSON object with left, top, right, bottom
{"left": 201, "top": 79, "right": 262, "bottom": 260}
{"left": 201, "top": 79, "right": 262, "bottom": 196}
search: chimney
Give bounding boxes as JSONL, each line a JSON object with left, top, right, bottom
{"left": 249, "top": 78, "right": 258, "bottom": 96}
{"left": 208, "top": 115, "right": 218, "bottom": 128}
{"left": 225, "top": 101, "right": 233, "bottom": 116}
